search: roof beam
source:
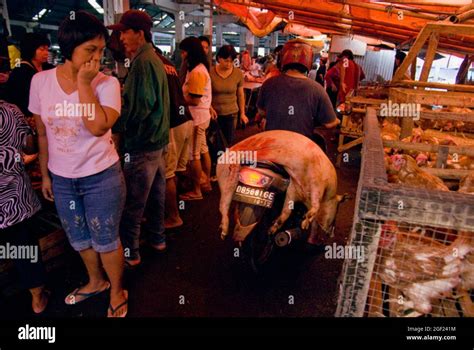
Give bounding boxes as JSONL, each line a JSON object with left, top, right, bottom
{"left": 10, "top": 19, "right": 58, "bottom": 31}
{"left": 153, "top": 0, "right": 179, "bottom": 13}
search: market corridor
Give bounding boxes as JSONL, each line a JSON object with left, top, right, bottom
{"left": 0, "top": 127, "right": 360, "bottom": 318}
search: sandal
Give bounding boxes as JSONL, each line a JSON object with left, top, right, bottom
{"left": 124, "top": 259, "right": 141, "bottom": 269}
{"left": 164, "top": 218, "right": 183, "bottom": 229}
{"left": 150, "top": 241, "right": 167, "bottom": 252}
{"left": 33, "top": 290, "right": 51, "bottom": 315}
{"left": 179, "top": 193, "right": 203, "bottom": 201}
{"left": 108, "top": 290, "right": 128, "bottom": 318}
{"left": 65, "top": 282, "right": 111, "bottom": 305}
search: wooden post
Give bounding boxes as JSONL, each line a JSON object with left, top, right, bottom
{"left": 419, "top": 31, "right": 439, "bottom": 82}
{"left": 456, "top": 54, "right": 472, "bottom": 84}
{"left": 410, "top": 61, "right": 417, "bottom": 80}
{"left": 392, "top": 26, "right": 431, "bottom": 82}
{"left": 435, "top": 145, "right": 450, "bottom": 169}
{"left": 391, "top": 80, "right": 474, "bottom": 92}
{"left": 400, "top": 117, "right": 414, "bottom": 140}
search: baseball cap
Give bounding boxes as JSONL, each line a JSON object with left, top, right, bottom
{"left": 107, "top": 9, "right": 152, "bottom": 32}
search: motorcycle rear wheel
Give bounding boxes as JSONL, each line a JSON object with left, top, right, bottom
{"left": 239, "top": 204, "right": 274, "bottom": 273}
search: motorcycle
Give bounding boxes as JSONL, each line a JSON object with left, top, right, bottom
{"left": 230, "top": 131, "right": 345, "bottom": 273}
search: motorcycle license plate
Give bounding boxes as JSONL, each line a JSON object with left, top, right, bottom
{"left": 233, "top": 185, "right": 275, "bottom": 208}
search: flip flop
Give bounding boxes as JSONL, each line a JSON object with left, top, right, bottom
{"left": 33, "top": 290, "right": 51, "bottom": 315}
{"left": 164, "top": 218, "right": 183, "bottom": 229}
{"left": 108, "top": 290, "right": 128, "bottom": 318}
{"left": 150, "top": 241, "right": 167, "bottom": 252}
{"left": 124, "top": 259, "right": 141, "bottom": 270}
{"left": 179, "top": 193, "right": 203, "bottom": 201}
{"left": 64, "top": 282, "right": 111, "bottom": 305}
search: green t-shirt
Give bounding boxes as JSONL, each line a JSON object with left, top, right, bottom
{"left": 210, "top": 66, "right": 243, "bottom": 116}
{"left": 113, "top": 43, "right": 170, "bottom": 152}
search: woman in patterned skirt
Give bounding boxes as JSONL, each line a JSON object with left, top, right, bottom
{"left": 0, "top": 101, "right": 49, "bottom": 314}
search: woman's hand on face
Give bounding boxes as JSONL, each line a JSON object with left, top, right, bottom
{"left": 78, "top": 59, "right": 100, "bottom": 85}
{"left": 42, "top": 176, "right": 54, "bottom": 202}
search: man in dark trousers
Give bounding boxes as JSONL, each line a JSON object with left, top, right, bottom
{"left": 108, "top": 10, "right": 170, "bottom": 267}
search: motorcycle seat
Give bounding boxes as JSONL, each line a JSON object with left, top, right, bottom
{"left": 254, "top": 160, "right": 289, "bottom": 178}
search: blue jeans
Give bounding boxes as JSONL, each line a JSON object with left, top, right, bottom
{"left": 217, "top": 113, "right": 237, "bottom": 146}
{"left": 120, "top": 148, "right": 167, "bottom": 260}
{"left": 50, "top": 161, "right": 126, "bottom": 253}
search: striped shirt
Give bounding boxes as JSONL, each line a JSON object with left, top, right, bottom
{"left": 0, "top": 101, "right": 41, "bottom": 229}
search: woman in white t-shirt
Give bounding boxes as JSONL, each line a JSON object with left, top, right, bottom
{"left": 178, "top": 37, "right": 212, "bottom": 200}
{"left": 29, "top": 11, "right": 127, "bottom": 317}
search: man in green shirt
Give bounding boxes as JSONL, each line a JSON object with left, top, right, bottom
{"left": 109, "top": 10, "right": 170, "bottom": 267}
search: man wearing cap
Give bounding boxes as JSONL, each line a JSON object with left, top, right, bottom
{"left": 257, "top": 39, "right": 339, "bottom": 140}
{"left": 108, "top": 10, "right": 170, "bottom": 267}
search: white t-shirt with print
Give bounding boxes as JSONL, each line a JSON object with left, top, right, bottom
{"left": 183, "top": 63, "right": 211, "bottom": 126}
{"left": 29, "top": 68, "right": 121, "bottom": 178}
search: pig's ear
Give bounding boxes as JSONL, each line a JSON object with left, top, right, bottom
{"left": 336, "top": 193, "right": 352, "bottom": 203}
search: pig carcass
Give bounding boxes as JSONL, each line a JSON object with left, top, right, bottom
{"left": 217, "top": 130, "right": 344, "bottom": 244}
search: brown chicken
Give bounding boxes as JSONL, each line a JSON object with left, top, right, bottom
{"left": 381, "top": 120, "right": 401, "bottom": 154}
{"left": 378, "top": 222, "right": 473, "bottom": 315}
{"left": 460, "top": 252, "right": 474, "bottom": 290}
{"left": 388, "top": 155, "right": 449, "bottom": 191}
{"left": 459, "top": 173, "right": 474, "bottom": 194}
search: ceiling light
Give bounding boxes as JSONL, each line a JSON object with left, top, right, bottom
{"left": 88, "top": 0, "right": 104, "bottom": 14}
{"left": 32, "top": 8, "right": 48, "bottom": 21}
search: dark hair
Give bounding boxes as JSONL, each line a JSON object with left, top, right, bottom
{"left": 282, "top": 62, "right": 308, "bottom": 74}
{"left": 274, "top": 45, "right": 284, "bottom": 54}
{"left": 154, "top": 45, "right": 163, "bottom": 55}
{"left": 179, "top": 37, "right": 209, "bottom": 71}
{"left": 339, "top": 49, "right": 354, "bottom": 60}
{"left": 216, "top": 45, "right": 237, "bottom": 61}
{"left": 198, "top": 35, "right": 210, "bottom": 46}
{"left": 20, "top": 33, "right": 50, "bottom": 61}
{"left": 395, "top": 50, "right": 406, "bottom": 61}
{"left": 138, "top": 29, "right": 152, "bottom": 44}
{"left": 58, "top": 10, "right": 109, "bottom": 61}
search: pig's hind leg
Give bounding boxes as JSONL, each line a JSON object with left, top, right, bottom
{"left": 268, "top": 181, "right": 297, "bottom": 235}
{"left": 217, "top": 164, "right": 240, "bottom": 239}
{"left": 301, "top": 187, "right": 321, "bottom": 230}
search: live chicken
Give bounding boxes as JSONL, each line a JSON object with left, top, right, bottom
{"left": 378, "top": 223, "right": 473, "bottom": 315}
{"left": 387, "top": 154, "right": 449, "bottom": 191}
{"left": 458, "top": 173, "right": 474, "bottom": 194}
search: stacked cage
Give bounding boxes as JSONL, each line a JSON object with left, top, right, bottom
{"left": 336, "top": 108, "right": 474, "bottom": 317}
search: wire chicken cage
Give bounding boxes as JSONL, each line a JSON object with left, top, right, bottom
{"left": 336, "top": 107, "right": 474, "bottom": 317}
